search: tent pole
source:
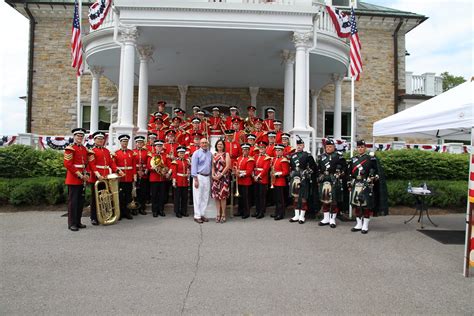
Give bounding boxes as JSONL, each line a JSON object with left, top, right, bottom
{"left": 464, "top": 126, "right": 473, "bottom": 277}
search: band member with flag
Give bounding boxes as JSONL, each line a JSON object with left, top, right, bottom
{"left": 264, "top": 107, "right": 276, "bottom": 131}
{"left": 133, "top": 135, "right": 149, "bottom": 216}
{"left": 148, "top": 139, "right": 171, "bottom": 217}
{"left": 253, "top": 140, "right": 272, "bottom": 219}
{"left": 271, "top": 144, "right": 290, "bottom": 220}
{"left": 64, "top": 128, "right": 90, "bottom": 231}
{"left": 234, "top": 143, "right": 255, "bottom": 219}
{"left": 348, "top": 140, "right": 388, "bottom": 234}
{"left": 288, "top": 136, "right": 317, "bottom": 224}
{"left": 171, "top": 146, "right": 190, "bottom": 218}
{"left": 87, "top": 131, "right": 119, "bottom": 225}
{"left": 317, "top": 139, "right": 346, "bottom": 228}
{"left": 225, "top": 106, "right": 243, "bottom": 130}
{"left": 113, "top": 134, "right": 136, "bottom": 220}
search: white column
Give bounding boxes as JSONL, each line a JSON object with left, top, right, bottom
{"left": 311, "top": 89, "right": 320, "bottom": 157}
{"left": 423, "top": 72, "right": 436, "bottom": 96}
{"left": 333, "top": 74, "right": 342, "bottom": 140}
{"left": 282, "top": 50, "right": 295, "bottom": 132}
{"left": 249, "top": 87, "right": 259, "bottom": 108}
{"left": 89, "top": 66, "right": 103, "bottom": 133}
{"left": 290, "top": 31, "right": 312, "bottom": 145}
{"left": 405, "top": 71, "right": 413, "bottom": 94}
{"left": 137, "top": 45, "right": 153, "bottom": 135}
{"left": 115, "top": 26, "right": 138, "bottom": 148}
{"left": 178, "top": 85, "right": 188, "bottom": 109}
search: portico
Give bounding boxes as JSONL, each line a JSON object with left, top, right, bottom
{"left": 83, "top": 0, "right": 349, "bottom": 149}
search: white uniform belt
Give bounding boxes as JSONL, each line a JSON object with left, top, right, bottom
{"left": 136, "top": 164, "right": 146, "bottom": 167}
{"left": 177, "top": 173, "right": 188, "bottom": 177}
{"left": 74, "top": 164, "right": 85, "bottom": 168}
{"left": 255, "top": 168, "right": 263, "bottom": 171}
{"left": 210, "top": 129, "right": 221, "bottom": 132}
{"left": 96, "top": 165, "right": 109, "bottom": 169}
{"left": 118, "top": 166, "right": 133, "bottom": 170}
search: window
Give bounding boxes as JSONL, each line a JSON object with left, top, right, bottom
{"left": 324, "top": 111, "right": 352, "bottom": 139}
{"left": 82, "top": 105, "right": 111, "bottom": 132}
{"left": 330, "top": 0, "right": 356, "bottom": 8}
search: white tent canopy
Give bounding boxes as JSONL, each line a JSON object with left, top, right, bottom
{"left": 373, "top": 79, "right": 474, "bottom": 141}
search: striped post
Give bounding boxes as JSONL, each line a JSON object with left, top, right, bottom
{"left": 464, "top": 130, "right": 474, "bottom": 277}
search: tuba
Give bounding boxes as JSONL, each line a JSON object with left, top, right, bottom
{"left": 95, "top": 173, "right": 121, "bottom": 225}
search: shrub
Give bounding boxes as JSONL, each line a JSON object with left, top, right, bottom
{"left": 375, "top": 150, "right": 468, "bottom": 181}
{"left": 0, "top": 177, "right": 67, "bottom": 206}
{"left": 0, "top": 145, "right": 65, "bottom": 178}
{"left": 386, "top": 179, "right": 467, "bottom": 209}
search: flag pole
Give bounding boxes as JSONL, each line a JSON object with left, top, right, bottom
{"left": 76, "top": 0, "right": 83, "bottom": 127}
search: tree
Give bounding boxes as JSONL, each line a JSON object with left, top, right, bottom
{"left": 440, "top": 72, "right": 466, "bottom": 92}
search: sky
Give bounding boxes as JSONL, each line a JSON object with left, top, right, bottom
{"left": 0, "top": 0, "right": 473, "bottom": 135}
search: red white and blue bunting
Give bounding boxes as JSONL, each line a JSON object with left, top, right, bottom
{"left": 89, "top": 0, "right": 112, "bottom": 30}
{"left": 0, "top": 136, "right": 17, "bottom": 147}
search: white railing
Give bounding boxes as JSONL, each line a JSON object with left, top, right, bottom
{"left": 317, "top": 6, "right": 337, "bottom": 34}
{"left": 405, "top": 72, "right": 443, "bottom": 96}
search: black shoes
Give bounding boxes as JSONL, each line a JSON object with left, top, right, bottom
{"left": 242, "top": 215, "right": 250, "bottom": 219}
{"left": 251, "top": 213, "right": 257, "bottom": 217}
{"left": 123, "top": 214, "right": 133, "bottom": 220}
{"left": 159, "top": 211, "right": 166, "bottom": 217}
{"left": 182, "top": 213, "right": 189, "bottom": 217}
{"left": 256, "top": 213, "right": 265, "bottom": 219}
{"left": 77, "top": 223, "right": 86, "bottom": 229}
{"left": 131, "top": 209, "right": 138, "bottom": 216}
{"left": 318, "top": 222, "right": 329, "bottom": 226}
{"left": 69, "top": 226, "right": 79, "bottom": 231}
{"left": 176, "top": 213, "right": 182, "bottom": 218}
{"left": 274, "top": 215, "right": 284, "bottom": 221}
{"left": 91, "top": 219, "right": 99, "bottom": 226}
{"left": 270, "top": 214, "right": 276, "bottom": 218}
{"left": 351, "top": 227, "right": 361, "bottom": 232}
{"left": 139, "top": 209, "right": 147, "bottom": 215}
{"left": 289, "top": 218, "right": 298, "bottom": 223}
{"left": 152, "top": 212, "right": 158, "bottom": 217}
{"left": 298, "top": 220, "right": 305, "bottom": 224}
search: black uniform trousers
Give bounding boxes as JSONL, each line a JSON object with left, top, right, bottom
{"left": 119, "top": 182, "right": 132, "bottom": 218}
{"left": 238, "top": 184, "right": 250, "bottom": 217}
{"left": 150, "top": 182, "right": 167, "bottom": 216}
{"left": 136, "top": 177, "right": 149, "bottom": 211}
{"left": 174, "top": 186, "right": 188, "bottom": 216}
{"left": 89, "top": 183, "right": 97, "bottom": 221}
{"left": 68, "top": 184, "right": 85, "bottom": 228}
{"left": 255, "top": 183, "right": 267, "bottom": 216}
{"left": 274, "top": 186, "right": 286, "bottom": 218}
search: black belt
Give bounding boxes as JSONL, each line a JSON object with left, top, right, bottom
{"left": 198, "top": 173, "right": 210, "bottom": 176}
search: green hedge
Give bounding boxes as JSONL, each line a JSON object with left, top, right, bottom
{"left": 387, "top": 179, "right": 467, "bottom": 209}
{"left": 0, "top": 177, "right": 68, "bottom": 206}
{"left": 0, "top": 145, "right": 65, "bottom": 178}
{"left": 375, "top": 150, "right": 469, "bottom": 181}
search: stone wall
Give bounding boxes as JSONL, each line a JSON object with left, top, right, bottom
{"left": 31, "top": 15, "right": 117, "bottom": 135}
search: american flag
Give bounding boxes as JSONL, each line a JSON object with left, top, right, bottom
{"left": 71, "top": 0, "right": 83, "bottom": 77}
{"left": 349, "top": 7, "right": 362, "bottom": 80}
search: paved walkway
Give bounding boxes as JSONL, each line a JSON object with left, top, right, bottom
{"left": 1, "top": 212, "right": 472, "bottom": 315}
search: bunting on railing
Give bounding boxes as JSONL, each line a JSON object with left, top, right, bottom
{"left": 89, "top": 0, "right": 112, "bottom": 30}
{"left": 326, "top": 6, "right": 351, "bottom": 38}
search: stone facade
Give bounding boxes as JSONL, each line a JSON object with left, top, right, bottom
{"left": 28, "top": 10, "right": 407, "bottom": 143}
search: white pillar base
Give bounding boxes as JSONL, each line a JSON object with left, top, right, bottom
{"left": 289, "top": 127, "right": 313, "bottom": 147}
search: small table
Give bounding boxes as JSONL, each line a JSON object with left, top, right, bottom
{"left": 404, "top": 189, "right": 438, "bottom": 229}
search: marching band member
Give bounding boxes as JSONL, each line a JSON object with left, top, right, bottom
{"left": 232, "top": 118, "right": 246, "bottom": 143}
{"left": 273, "top": 120, "right": 283, "bottom": 143}
{"left": 253, "top": 140, "right": 272, "bottom": 219}
{"left": 288, "top": 136, "right": 317, "bottom": 224}
{"left": 225, "top": 106, "right": 243, "bottom": 130}
{"left": 64, "top": 128, "right": 90, "bottom": 231}
{"left": 271, "top": 144, "right": 290, "bottom": 220}
{"left": 188, "top": 118, "right": 205, "bottom": 143}
{"left": 188, "top": 105, "right": 201, "bottom": 123}
{"left": 164, "top": 130, "right": 179, "bottom": 159}
{"left": 234, "top": 143, "right": 255, "bottom": 219}
{"left": 245, "top": 105, "right": 258, "bottom": 130}
{"left": 171, "top": 146, "right": 190, "bottom": 218}
{"left": 224, "top": 129, "right": 242, "bottom": 166}
{"left": 149, "top": 117, "right": 166, "bottom": 141}
{"left": 149, "top": 100, "right": 170, "bottom": 127}
{"left": 263, "top": 107, "right": 276, "bottom": 131}
{"left": 113, "top": 135, "right": 136, "bottom": 220}
{"left": 133, "top": 135, "right": 149, "bottom": 216}
{"left": 246, "top": 134, "right": 259, "bottom": 157}
{"left": 196, "top": 110, "right": 208, "bottom": 135}
{"left": 281, "top": 133, "right": 295, "bottom": 159}
{"left": 208, "top": 107, "right": 225, "bottom": 136}
{"left": 265, "top": 131, "right": 277, "bottom": 157}
{"left": 147, "top": 132, "right": 158, "bottom": 154}
{"left": 317, "top": 139, "right": 346, "bottom": 228}
{"left": 253, "top": 118, "right": 268, "bottom": 143}
{"left": 148, "top": 140, "right": 171, "bottom": 217}
{"left": 88, "top": 131, "right": 119, "bottom": 225}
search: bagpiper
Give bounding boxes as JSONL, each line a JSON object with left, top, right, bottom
{"left": 317, "top": 139, "right": 346, "bottom": 228}
{"left": 87, "top": 131, "right": 119, "bottom": 225}
{"left": 113, "top": 134, "right": 136, "bottom": 220}
{"left": 64, "top": 128, "right": 90, "bottom": 231}
{"left": 348, "top": 140, "right": 388, "bottom": 234}
{"left": 288, "top": 136, "right": 317, "bottom": 224}
{"left": 171, "top": 146, "right": 190, "bottom": 218}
